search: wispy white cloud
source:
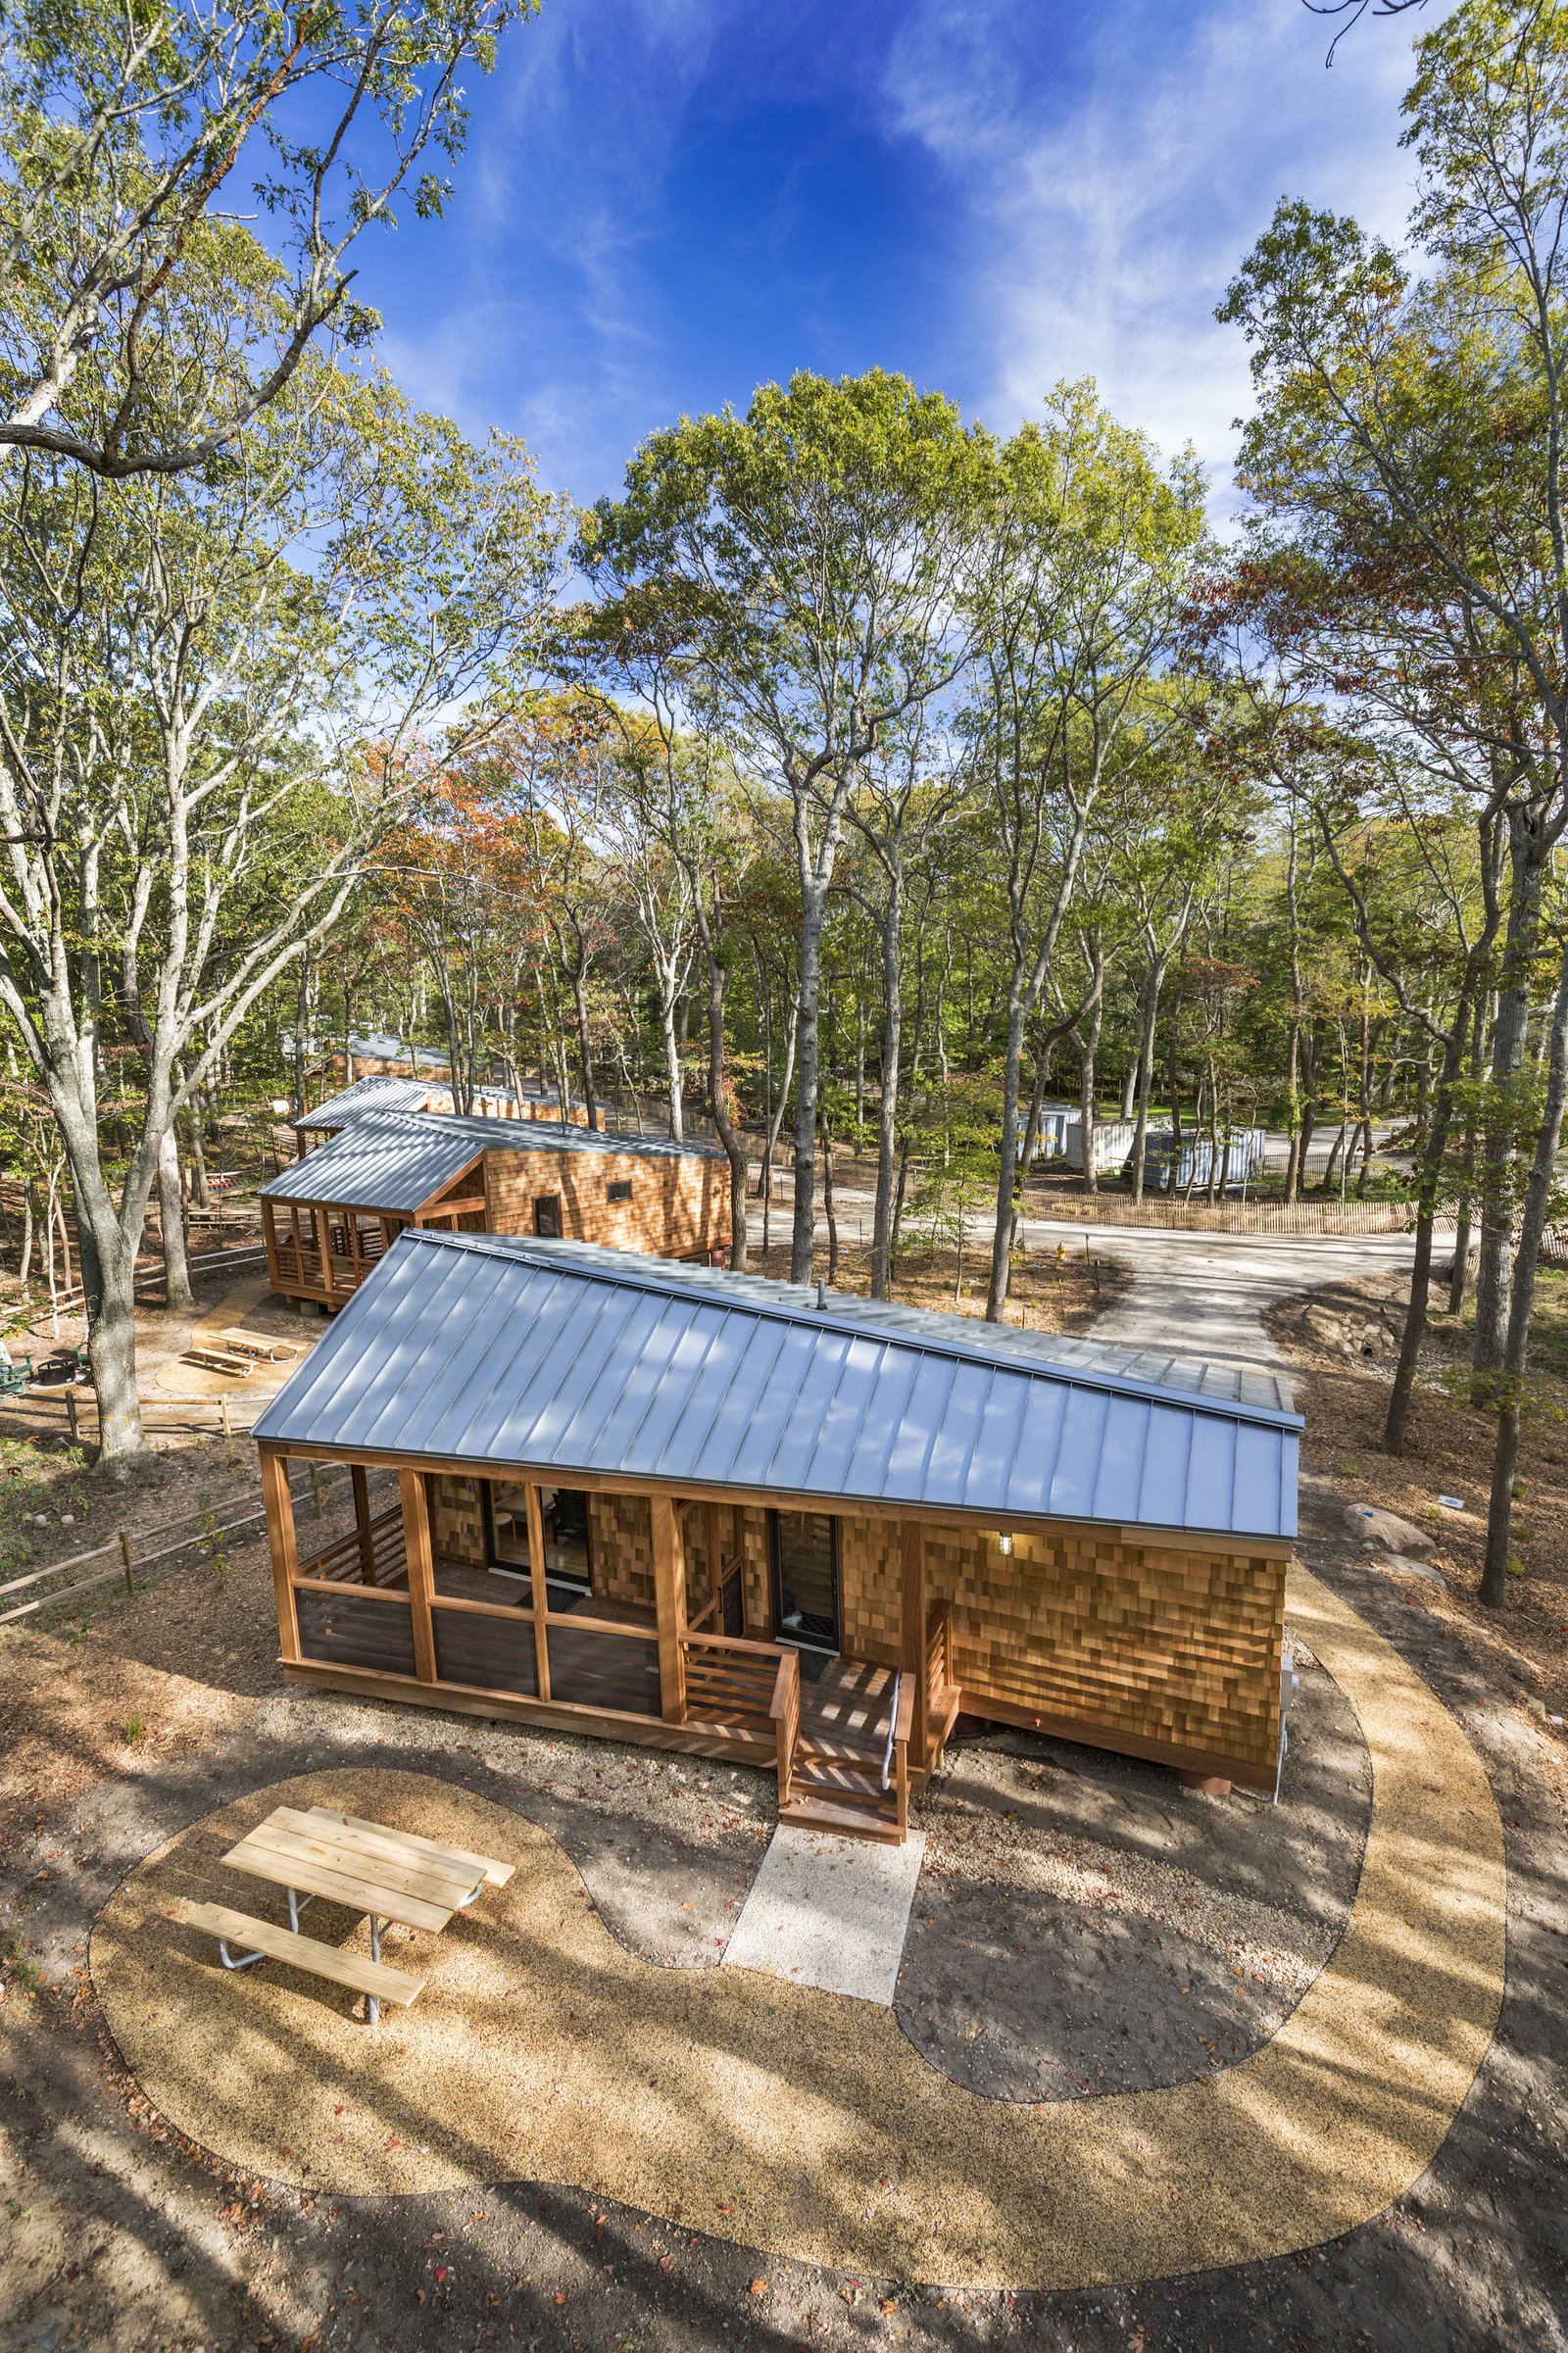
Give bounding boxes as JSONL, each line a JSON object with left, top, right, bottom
{"left": 880, "top": 0, "right": 1425, "bottom": 503}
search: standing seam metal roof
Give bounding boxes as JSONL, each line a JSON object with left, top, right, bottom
{"left": 262, "top": 1112, "right": 487, "bottom": 1213}
{"left": 295, "top": 1076, "right": 440, "bottom": 1130}
{"left": 253, "top": 1228, "right": 1300, "bottom": 1541}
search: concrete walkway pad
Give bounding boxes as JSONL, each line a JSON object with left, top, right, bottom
{"left": 721, "top": 1823, "right": 926, "bottom": 2004}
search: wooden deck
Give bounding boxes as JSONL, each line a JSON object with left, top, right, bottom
{"left": 265, "top": 1455, "right": 959, "bottom": 1841}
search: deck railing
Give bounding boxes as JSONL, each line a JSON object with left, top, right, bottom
{"left": 686, "top": 1557, "right": 746, "bottom": 1640}
{"left": 769, "top": 1646, "right": 801, "bottom": 1809}
{"left": 926, "top": 1598, "right": 953, "bottom": 1701}
{"left": 295, "top": 1506, "right": 405, "bottom": 1588}
{"left": 891, "top": 1672, "right": 915, "bottom": 1837}
{"left": 680, "top": 1627, "right": 786, "bottom": 1733}
{"left": 270, "top": 1242, "right": 367, "bottom": 1297}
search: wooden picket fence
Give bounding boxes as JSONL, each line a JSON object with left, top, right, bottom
{"left": 1014, "top": 1191, "right": 1438, "bottom": 1238}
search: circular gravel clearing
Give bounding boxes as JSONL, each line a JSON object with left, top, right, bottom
{"left": 91, "top": 1564, "right": 1505, "bottom": 2289}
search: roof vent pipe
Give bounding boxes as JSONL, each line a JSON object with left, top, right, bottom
{"left": 816, "top": 1278, "right": 826, "bottom": 1310}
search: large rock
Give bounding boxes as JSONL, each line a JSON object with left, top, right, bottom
{"left": 1345, "top": 1503, "right": 1437, "bottom": 1557}
{"left": 1303, "top": 1302, "right": 1399, "bottom": 1358}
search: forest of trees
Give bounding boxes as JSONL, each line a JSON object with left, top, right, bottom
{"left": 4, "top": 0, "right": 1568, "bottom": 1615}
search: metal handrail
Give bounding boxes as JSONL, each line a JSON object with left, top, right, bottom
{"left": 881, "top": 1669, "right": 903, "bottom": 1792}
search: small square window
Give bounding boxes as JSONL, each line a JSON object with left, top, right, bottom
{"left": 607, "top": 1178, "right": 633, "bottom": 1203}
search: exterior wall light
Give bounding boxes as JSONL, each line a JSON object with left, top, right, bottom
{"left": 998, "top": 1531, "right": 1014, "bottom": 1557}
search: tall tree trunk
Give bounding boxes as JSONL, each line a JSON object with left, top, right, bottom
{"left": 1474, "top": 810, "right": 1547, "bottom": 1379}
{"left": 1386, "top": 981, "right": 1490, "bottom": 1452}
{"left": 758, "top": 982, "right": 799, "bottom": 1215}
{"left": 693, "top": 888, "right": 749, "bottom": 1274}
{"left": 1482, "top": 933, "right": 1568, "bottom": 1604}
{"left": 569, "top": 966, "right": 600, "bottom": 1132}
{"left": 183, "top": 1085, "right": 212, "bottom": 1210}
{"left": 822, "top": 1103, "right": 839, "bottom": 1286}
{"left": 1283, "top": 807, "right": 1305, "bottom": 1202}
{"left": 157, "top": 1124, "right": 193, "bottom": 1312}
{"left": 1079, "top": 973, "right": 1103, "bottom": 1194}
{"left": 1127, "top": 963, "right": 1163, "bottom": 1204}
{"left": 985, "top": 972, "right": 1032, "bottom": 1318}
{"left": 790, "top": 882, "right": 829, "bottom": 1281}
{"left": 870, "top": 864, "right": 904, "bottom": 1302}
{"left": 293, "top": 946, "right": 311, "bottom": 1117}
{"left": 659, "top": 969, "right": 683, "bottom": 1142}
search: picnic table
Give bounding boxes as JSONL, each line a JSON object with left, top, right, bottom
{"left": 171, "top": 1802, "right": 514, "bottom": 2023}
{"left": 219, "top": 1327, "right": 305, "bottom": 1363}
{"left": 178, "top": 1344, "right": 254, "bottom": 1379}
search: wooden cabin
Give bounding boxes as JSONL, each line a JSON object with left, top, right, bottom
{"left": 253, "top": 1233, "right": 1300, "bottom": 1841}
{"left": 293, "top": 1075, "right": 453, "bottom": 1156}
{"left": 262, "top": 1110, "right": 731, "bottom": 1313}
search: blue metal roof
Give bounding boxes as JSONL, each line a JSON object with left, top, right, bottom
{"left": 263, "top": 1113, "right": 485, "bottom": 1212}
{"left": 419, "top": 1109, "right": 725, "bottom": 1163}
{"left": 296, "top": 1076, "right": 441, "bottom": 1131}
{"left": 254, "top": 1230, "right": 1299, "bottom": 1542}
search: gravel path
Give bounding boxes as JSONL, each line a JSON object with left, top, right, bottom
{"left": 1015, "top": 1216, "right": 1418, "bottom": 1389}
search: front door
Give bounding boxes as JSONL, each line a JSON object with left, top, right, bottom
{"left": 769, "top": 1509, "right": 840, "bottom": 1652}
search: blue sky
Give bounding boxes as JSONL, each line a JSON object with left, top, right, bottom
{"left": 359, "top": 0, "right": 1429, "bottom": 514}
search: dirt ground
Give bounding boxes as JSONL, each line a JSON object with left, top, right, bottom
{"left": 752, "top": 1237, "right": 1130, "bottom": 1333}
{"left": 1, "top": 1248, "right": 1565, "bottom": 2351}
{"left": 1264, "top": 1266, "right": 1568, "bottom": 1730}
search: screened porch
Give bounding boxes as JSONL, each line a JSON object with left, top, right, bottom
{"left": 259, "top": 1448, "right": 960, "bottom": 1839}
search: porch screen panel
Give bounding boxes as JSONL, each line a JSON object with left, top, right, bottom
{"left": 545, "top": 1622, "right": 660, "bottom": 1714}
{"left": 432, "top": 1606, "right": 537, "bottom": 1695}
{"left": 296, "top": 1588, "right": 416, "bottom": 1677}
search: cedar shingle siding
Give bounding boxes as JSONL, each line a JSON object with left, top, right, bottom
{"left": 483, "top": 1145, "right": 728, "bottom": 1260}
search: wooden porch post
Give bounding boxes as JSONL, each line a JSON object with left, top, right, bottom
{"left": 351, "top": 1465, "right": 375, "bottom": 1583}
{"left": 524, "top": 1481, "right": 552, "bottom": 1702}
{"left": 399, "top": 1469, "right": 438, "bottom": 1683}
{"left": 703, "top": 1500, "right": 724, "bottom": 1619}
{"left": 900, "top": 1518, "right": 929, "bottom": 1773}
{"left": 260, "top": 1448, "right": 301, "bottom": 1663}
{"left": 651, "top": 1493, "right": 688, "bottom": 1724}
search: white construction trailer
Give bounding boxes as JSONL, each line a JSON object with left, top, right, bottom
{"left": 1023, "top": 1103, "right": 1139, "bottom": 1177}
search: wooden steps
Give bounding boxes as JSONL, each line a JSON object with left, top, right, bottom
{"left": 785, "top": 1742, "right": 903, "bottom": 1841}
{"left": 170, "top": 1898, "right": 425, "bottom": 2009}
{"left": 778, "top": 1791, "right": 906, "bottom": 1843}
{"left": 795, "top": 1746, "right": 885, "bottom": 1797}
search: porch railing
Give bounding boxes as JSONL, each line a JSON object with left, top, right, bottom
{"left": 769, "top": 1646, "right": 801, "bottom": 1810}
{"left": 924, "top": 1597, "right": 959, "bottom": 1764}
{"left": 295, "top": 1506, "right": 405, "bottom": 1588}
{"left": 687, "top": 1555, "right": 746, "bottom": 1640}
{"left": 926, "top": 1598, "right": 954, "bottom": 1703}
{"left": 891, "top": 1672, "right": 915, "bottom": 1838}
{"left": 680, "top": 1627, "right": 784, "bottom": 1733}
{"left": 270, "top": 1242, "right": 368, "bottom": 1296}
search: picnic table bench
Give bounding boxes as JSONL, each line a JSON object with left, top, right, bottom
{"left": 178, "top": 1344, "right": 254, "bottom": 1379}
{"left": 219, "top": 1327, "right": 306, "bottom": 1362}
{"left": 171, "top": 1802, "right": 514, "bottom": 2024}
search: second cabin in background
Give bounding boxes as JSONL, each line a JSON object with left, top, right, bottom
{"left": 292, "top": 1073, "right": 586, "bottom": 1157}
{"left": 260, "top": 1107, "right": 730, "bottom": 1311}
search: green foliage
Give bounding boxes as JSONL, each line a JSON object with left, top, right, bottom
{"left": 0, "top": 1434, "right": 89, "bottom": 1580}
{"left": 906, "top": 1077, "right": 1003, "bottom": 1293}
